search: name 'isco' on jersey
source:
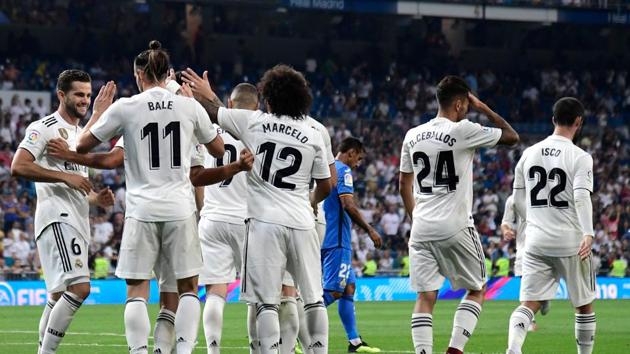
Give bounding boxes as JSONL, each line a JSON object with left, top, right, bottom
{"left": 217, "top": 107, "right": 331, "bottom": 230}
{"left": 198, "top": 124, "right": 247, "bottom": 225}
{"left": 18, "top": 112, "right": 90, "bottom": 240}
{"left": 90, "top": 87, "right": 217, "bottom": 222}
{"left": 400, "top": 117, "right": 501, "bottom": 242}
{"left": 513, "top": 135, "right": 594, "bottom": 257}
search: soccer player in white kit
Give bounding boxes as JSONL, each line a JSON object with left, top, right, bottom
{"left": 76, "top": 41, "right": 224, "bottom": 354}
{"left": 183, "top": 65, "right": 332, "bottom": 354}
{"left": 399, "top": 76, "right": 519, "bottom": 354}
{"left": 11, "top": 69, "right": 115, "bottom": 354}
{"left": 506, "top": 97, "right": 596, "bottom": 354}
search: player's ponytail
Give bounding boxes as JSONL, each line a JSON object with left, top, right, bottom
{"left": 134, "top": 40, "right": 170, "bottom": 84}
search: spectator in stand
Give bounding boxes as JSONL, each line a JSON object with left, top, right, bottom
{"left": 380, "top": 204, "right": 401, "bottom": 240}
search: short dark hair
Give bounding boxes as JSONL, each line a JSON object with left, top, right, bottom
{"left": 134, "top": 40, "right": 170, "bottom": 84}
{"left": 553, "top": 97, "right": 584, "bottom": 126}
{"left": 436, "top": 75, "right": 471, "bottom": 107}
{"left": 338, "top": 137, "right": 364, "bottom": 154}
{"left": 56, "top": 69, "right": 91, "bottom": 93}
{"left": 231, "top": 83, "right": 259, "bottom": 108}
{"left": 258, "top": 64, "right": 312, "bottom": 120}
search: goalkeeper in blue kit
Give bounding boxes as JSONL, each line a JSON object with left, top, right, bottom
{"left": 321, "top": 137, "right": 383, "bottom": 353}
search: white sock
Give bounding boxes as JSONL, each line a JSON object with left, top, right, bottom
{"left": 448, "top": 299, "right": 482, "bottom": 351}
{"left": 279, "top": 297, "right": 299, "bottom": 354}
{"left": 575, "top": 313, "right": 596, "bottom": 354}
{"left": 124, "top": 297, "right": 150, "bottom": 354}
{"left": 175, "top": 292, "right": 201, "bottom": 354}
{"left": 40, "top": 292, "right": 83, "bottom": 354}
{"left": 38, "top": 299, "right": 56, "bottom": 352}
{"left": 304, "top": 302, "right": 328, "bottom": 354}
{"left": 296, "top": 297, "right": 313, "bottom": 354}
{"left": 203, "top": 293, "right": 226, "bottom": 354}
{"left": 411, "top": 313, "right": 432, "bottom": 354}
{"left": 247, "top": 304, "right": 260, "bottom": 354}
{"left": 257, "top": 304, "right": 280, "bottom": 354}
{"left": 507, "top": 305, "right": 534, "bottom": 354}
{"left": 153, "top": 308, "right": 176, "bottom": 354}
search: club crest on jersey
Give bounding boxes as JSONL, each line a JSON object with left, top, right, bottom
{"left": 58, "top": 128, "right": 68, "bottom": 140}
{"left": 27, "top": 130, "right": 40, "bottom": 143}
{"left": 75, "top": 259, "right": 83, "bottom": 269}
{"left": 344, "top": 172, "right": 353, "bottom": 187}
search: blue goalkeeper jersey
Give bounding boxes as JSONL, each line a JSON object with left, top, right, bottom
{"left": 322, "top": 160, "right": 354, "bottom": 250}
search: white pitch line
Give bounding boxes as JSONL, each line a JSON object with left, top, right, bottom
{"left": 2, "top": 329, "right": 125, "bottom": 337}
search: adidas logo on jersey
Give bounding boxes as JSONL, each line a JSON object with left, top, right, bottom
{"left": 309, "top": 341, "right": 324, "bottom": 348}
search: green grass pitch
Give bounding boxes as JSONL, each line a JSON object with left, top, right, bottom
{"left": 0, "top": 300, "right": 628, "bottom": 353}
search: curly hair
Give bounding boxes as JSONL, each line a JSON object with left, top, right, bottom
{"left": 258, "top": 64, "right": 312, "bottom": 120}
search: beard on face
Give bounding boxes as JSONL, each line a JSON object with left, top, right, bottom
{"left": 64, "top": 97, "right": 88, "bottom": 120}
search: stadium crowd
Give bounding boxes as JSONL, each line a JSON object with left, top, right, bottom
{"left": 0, "top": 53, "right": 628, "bottom": 280}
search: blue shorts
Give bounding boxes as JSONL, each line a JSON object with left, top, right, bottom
{"left": 321, "top": 247, "right": 355, "bottom": 293}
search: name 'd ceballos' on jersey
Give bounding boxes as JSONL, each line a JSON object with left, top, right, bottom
{"left": 306, "top": 116, "right": 335, "bottom": 224}
{"left": 513, "top": 135, "right": 594, "bottom": 257}
{"left": 90, "top": 87, "right": 217, "bottom": 222}
{"left": 198, "top": 124, "right": 247, "bottom": 225}
{"left": 18, "top": 112, "right": 90, "bottom": 240}
{"left": 400, "top": 117, "right": 501, "bottom": 242}
{"left": 217, "top": 108, "right": 331, "bottom": 230}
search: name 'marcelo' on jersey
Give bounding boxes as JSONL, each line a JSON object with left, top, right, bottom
{"left": 400, "top": 117, "right": 501, "bottom": 242}
{"left": 217, "top": 107, "right": 331, "bottom": 230}
{"left": 513, "top": 135, "right": 594, "bottom": 257}
{"left": 90, "top": 86, "right": 217, "bottom": 222}
{"left": 198, "top": 124, "right": 247, "bottom": 225}
{"left": 306, "top": 116, "right": 335, "bottom": 224}
{"left": 18, "top": 112, "right": 90, "bottom": 240}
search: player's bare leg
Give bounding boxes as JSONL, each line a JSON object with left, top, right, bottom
{"left": 575, "top": 302, "right": 596, "bottom": 354}
{"left": 154, "top": 292, "right": 178, "bottom": 354}
{"left": 175, "top": 276, "right": 201, "bottom": 354}
{"left": 447, "top": 286, "right": 486, "bottom": 354}
{"left": 203, "top": 283, "right": 228, "bottom": 354}
{"left": 279, "top": 285, "right": 300, "bottom": 354}
{"left": 412, "top": 290, "right": 437, "bottom": 354}
{"left": 38, "top": 292, "right": 61, "bottom": 354}
{"left": 506, "top": 300, "right": 541, "bottom": 354}
{"left": 124, "top": 279, "right": 151, "bottom": 354}
{"left": 41, "top": 282, "right": 90, "bottom": 354}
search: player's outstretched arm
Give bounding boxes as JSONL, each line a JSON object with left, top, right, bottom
{"left": 399, "top": 172, "right": 415, "bottom": 220}
{"left": 340, "top": 194, "right": 382, "bottom": 248}
{"left": 77, "top": 81, "right": 117, "bottom": 153}
{"left": 189, "top": 148, "right": 254, "bottom": 187}
{"left": 468, "top": 93, "right": 519, "bottom": 146}
{"left": 181, "top": 68, "right": 224, "bottom": 123}
{"left": 48, "top": 138, "right": 123, "bottom": 169}
{"left": 204, "top": 135, "right": 225, "bottom": 158}
{"left": 11, "top": 149, "right": 92, "bottom": 195}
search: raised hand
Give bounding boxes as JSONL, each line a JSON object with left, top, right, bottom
{"left": 93, "top": 81, "right": 117, "bottom": 115}
{"left": 467, "top": 92, "right": 489, "bottom": 112}
{"left": 179, "top": 82, "right": 194, "bottom": 98}
{"left": 181, "top": 68, "right": 216, "bottom": 101}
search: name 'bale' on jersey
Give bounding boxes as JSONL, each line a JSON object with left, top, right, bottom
{"left": 199, "top": 124, "right": 247, "bottom": 224}
{"left": 18, "top": 113, "right": 90, "bottom": 240}
{"left": 513, "top": 135, "right": 594, "bottom": 257}
{"left": 217, "top": 107, "right": 331, "bottom": 230}
{"left": 399, "top": 117, "right": 501, "bottom": 242}
{"left": 90, "top": 87, "right": 217, "bottom": 221}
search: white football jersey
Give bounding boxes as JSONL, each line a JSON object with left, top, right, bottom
{"left": 217, "top": 108, "right": 331, "bottom": 230}
{"left": 90, "top": 87, "right": 217, "bottom": 222}
{"left": 513, "top": 135, "right": 594, "bottom": 257}
{"left": 502, "top": 195, "right": 526, "bottom": 251}
{"left": 18, "top": 112, "right": 90, "bottom": 240}
{"left": 306, "top": 116, "right": 335, "bottom": 225}
{"left": 400, "top": 117, "right": 501, "bottom": 242}
{"left": 199, "top": 124, "right": 247, "bottom": 225}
